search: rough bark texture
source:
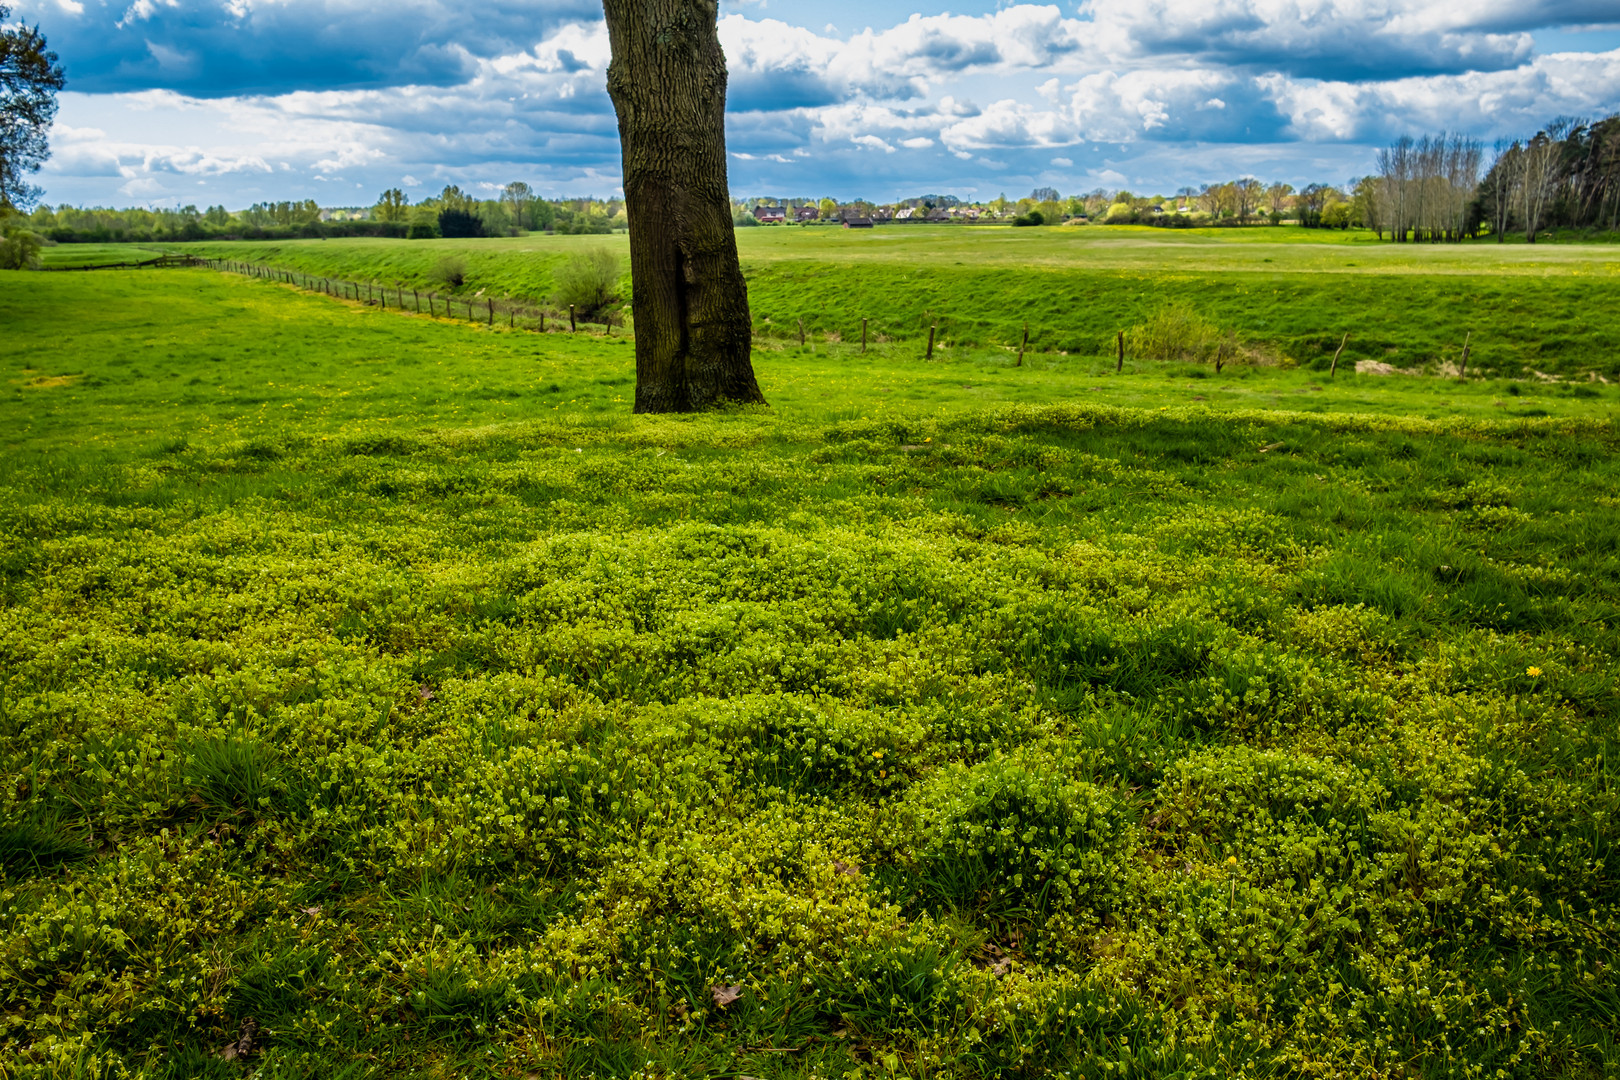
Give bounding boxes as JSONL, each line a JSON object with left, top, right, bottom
{"left": 602, "top": 0, "right": 765, "bottom": 413}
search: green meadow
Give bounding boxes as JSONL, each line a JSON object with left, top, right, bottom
{"left": 162, "top": 225, "right": 1620, "bottom": 378}
{"left": 2, "top": 238, "right": 1618, "bottom": 1079}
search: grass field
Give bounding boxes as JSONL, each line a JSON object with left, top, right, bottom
{"left": 37, "top": 244, "right": 169, "bottom": 268}
{"left": 2, "top": 255, "right": 1619, "bottom": 1079}
{"left": 141, "top": 226, "right": 1620, "bottom": 379}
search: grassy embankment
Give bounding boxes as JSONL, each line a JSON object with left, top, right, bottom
{"left": 1, "top": 264, "right": 1617, "bottom": 1079}
{"left": 149, "top": 225, "right": 1620, "bottom": 379}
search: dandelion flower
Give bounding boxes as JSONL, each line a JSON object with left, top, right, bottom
{"left": 1527, "top": 666, "right": 1543, "bottom": 677}
{"left": 1227, "top": 856, "right": 1238, "bottom": 867}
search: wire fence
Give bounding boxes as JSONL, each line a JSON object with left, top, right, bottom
{"left": 41, "top": 253, "right": 204, "bottom": 272}
{"left": 200, "top": 257, "right": 624, "bottom": 337}
{"left": 118, "top": 254, "right": 1094, "bottom": 366}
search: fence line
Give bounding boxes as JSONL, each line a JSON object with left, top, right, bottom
{"left": 201, "top": 257, "right": 623, "bottom": 338}
{"left": 204, "top": 256, "right": 955, "bottom": 356}
{"left": 101, "top": 253, "right": 980, "bottom": 359}
{"left": 41, "top": 253, "right": 203, "bottom": 272}
{"left": 41, "top": 251, "right": 1415, "bottom": 374}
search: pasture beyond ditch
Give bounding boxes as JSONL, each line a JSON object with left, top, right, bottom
{"left": 163, "top": 225, "right": 1620, "bottom": 380}
{"left": 1, "top": 249, "right": 1618, "bottom": 1079}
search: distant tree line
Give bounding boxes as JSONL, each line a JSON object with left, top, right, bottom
{"left": 1362, "top": 113, "right": 1620, "bottom": 243}
{"left": 1478, "top": 115, "right": 1620, "bottom": 242}
{"left": 27, "top": 182, "right": 631, "bottom": 244}
{"left": 22, "top": 112, "right": 1619, "bottom": 248}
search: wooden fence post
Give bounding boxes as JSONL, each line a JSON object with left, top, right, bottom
{"left": 926, "top": 324, "right": 936, "bottom": 360}
{"left": 488, "top": 298, "right": 494, "bottom": 326}
{"left": 414, "top": 290, "right": 420, "bottom": 313}
{"left": 1458, "top": 331, "right": 1471, "bottom": 380}
{"left": 798, "top": 318, "right": 806, "bottom": 346}
{"left": 540, "top": 311, "right": 546, "bottom": 332}
{"left": 1017, "top": 323, "right": 1028, "bottom": 367}
{"left": 861, "top": 318, "right": 868, "bottom": 353}
{"left": 1116, "top": 331, "right": 1125, "bottom": 373}
{"left": 1329, "top": 332, "right": 1349, "bottom": 377}
{"left": 570, "top": 305, "right": 576, "bottom": 332}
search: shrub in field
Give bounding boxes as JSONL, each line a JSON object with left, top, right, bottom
{"left": 0, "top": 223, "right": 43, "bottom": 270}
{"left": 551, "top": 248, "right": 624, "bottom": 320}
{"left": 1129, "top": 299, "right": 1225, "bottom": 363}
{"left": 428, "top": 254, "right": 467, "bottom": 289}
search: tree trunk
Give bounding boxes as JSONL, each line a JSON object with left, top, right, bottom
{"left": 602, "top": 0, "right": 766, "bottom": 413}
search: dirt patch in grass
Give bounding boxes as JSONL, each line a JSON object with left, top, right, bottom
{"left": 19, "top": 373, "right": 82, "bottom": 389}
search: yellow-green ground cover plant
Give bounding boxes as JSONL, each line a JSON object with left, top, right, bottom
{"left": 0, "top": 268, "right": 1617, "bottom": 1079}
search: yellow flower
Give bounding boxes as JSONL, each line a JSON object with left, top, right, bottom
{"left": 872, "top": 749, "right": 884, "bottom": 758}
{"left": 1226, "top": 856, "right": 1238, "bottom": 867}
{"left": 1526, "top": 667, "right": 1543, "bottom": 677}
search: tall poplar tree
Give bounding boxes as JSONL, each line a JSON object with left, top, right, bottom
{"left": 601, "top": 0, "right": 766, "bottom": 413}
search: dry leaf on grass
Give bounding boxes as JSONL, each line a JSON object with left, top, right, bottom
{"left": 711, "top": 983, "right": 742, "bottom": 1008}
{"left": 217, "top": 1018, "right": 259, "bottom": 1060}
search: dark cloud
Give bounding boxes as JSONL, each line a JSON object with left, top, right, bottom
{"left": 19, "top": 0, "right": 599, "bottom": 95}
{"left": 1080, "top": 0, "right": 1550, "bottom": 81}
{"left": 728, "top": 69, "right": 845, "bottom": 112}
{"left": 909, "top": 31, "right": 1002, "bottom": 71}
{"left": 1134, "top": 30, "right": 1529, "bottom": 81}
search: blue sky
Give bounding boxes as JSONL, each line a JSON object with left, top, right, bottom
{"left": 13, "top": 0, "right": 1620, "bottom": 209}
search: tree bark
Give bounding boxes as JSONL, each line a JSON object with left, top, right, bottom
{"left": 602, "top": 0, "right": 766, "bottom": 413}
